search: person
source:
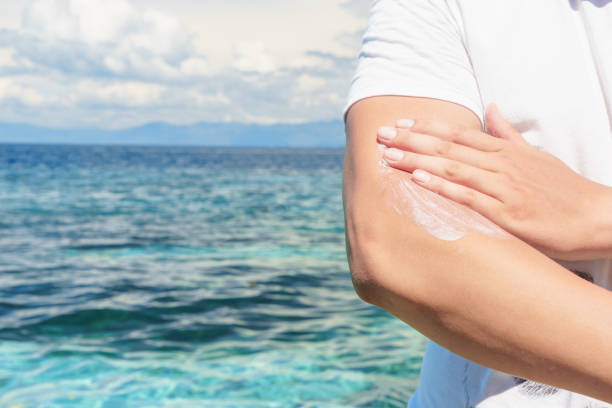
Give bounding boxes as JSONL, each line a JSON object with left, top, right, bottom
{"left": 342, "top": 0, "right": 612, "bottom": 406}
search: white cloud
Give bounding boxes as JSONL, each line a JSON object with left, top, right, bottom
{"left": 0, "top": 48, "right": 16, "bottom": 68}
{"left": 341, "top": 0, "right": 372, "bottom": 18}
{"left": 22, "top": 0, "right": 132, "bottom": 44}
{"left": 73, "top": 80, "right": 166, "bottom": 107}
{"left": 0, "top": 77, "right": 48, "bottom": 106}
{"left": 187, "top": 90, "right": 231, "bottom": 106}
{"left": 233, "top": 41, "right": 277, "bottom": 74}
{"left": 0, "top": 0, "right": 370, "bottom": 129}
{"left": 5, "top": 0, "right": 195, "bottom": 79}
{"left": 180, "top": 57, "right": 211, "bottom": 77}
{"left": 296, "top": 74, "right": 327, "bottom": 93}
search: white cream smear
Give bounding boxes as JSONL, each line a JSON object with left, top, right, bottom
{"left": 378, "top": 154, "right": 508, "bottom": 241}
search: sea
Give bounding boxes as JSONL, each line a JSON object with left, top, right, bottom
{"left": 0, "top": 144, "right": 427, "bottom": 407}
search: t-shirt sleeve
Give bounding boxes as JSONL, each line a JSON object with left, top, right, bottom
{"left": 344, "top": 0, "right": 484, "bottom": 126}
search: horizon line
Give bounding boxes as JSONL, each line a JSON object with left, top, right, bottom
{"left": 0, "top": 141, "right": 346, "bottom": 149}
{"left": 0, "top": 118, "right": 345, "bottom": 132}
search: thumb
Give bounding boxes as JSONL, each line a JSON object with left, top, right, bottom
{"left": 485, "top": 103, "right": 529, "bottom": 146}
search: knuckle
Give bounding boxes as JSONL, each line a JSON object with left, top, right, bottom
{"left": 448, "top": 126, "right": 464, "bottom": 142}
{"left": 496, "top": 150, "right": 511, "bottom": 163}
{"left": 430, "top": 178, "right": 443, "bottom": 192}
{"left": 502, "top": 174, "right": 526, "bottom": 195}
{"left": 410, "top": 119, "right": 431, "bottom": 134}
{"left": 509, "top": 183, "right": 529, "bottom": 201}
{"left": 493, "top": 139, "right": 510, "bottom": 152}
{"left": 496, "top": 172, "right": 513, "bottom": 186}
{"left": 435, "top": 140, "right": 453, "bottom": 156}
{"left": 504, "top": 202, "right": 528, "bottom": 221}
{"left": 417, "top": 119, "right": 443, "bottom": 136}
{"left": 443, "top": 161, "right": 462, "bottom": 179}
{"left": 496, "top": 147, "right": 517, "bottom": 166}
{"left": 497, "top": 173, "right": 528, "bottom": 198}
{"left": 460, "top": 189, "right": 477, "bottom": 206}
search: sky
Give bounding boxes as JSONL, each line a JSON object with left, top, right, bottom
{"left": 0, "top": 0, "right": 370, "bottom": 130}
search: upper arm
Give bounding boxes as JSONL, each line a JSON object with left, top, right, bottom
{"left": 342, "top": 0, "right": 487, "bottom": 300}
{"left": 342, "top": 95, "right": 485, "bottom": 303}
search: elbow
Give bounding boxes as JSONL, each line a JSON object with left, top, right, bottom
{"left": 346, "top": 225, "right": 425, "bottom": 311}
{"left": 346, "top": 232, "right": 381, "bottom": 305}
{"left": 343, "top": 205, "right": 437, "bottom": 311}
{"left": 343, "top": 185, "right": 389, "bottom": 305}
{"left": 344, "top": 213, "right": 398, "bottom": 307}
{"left": 346, "top": 221, "right": 463, "bottom": 335}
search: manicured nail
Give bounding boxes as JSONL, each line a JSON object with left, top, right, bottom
{"left": 412, "top": 169, "right": 430, "bottom": 183}
{"left": 396, "top": 119, "right": 415, "bottom": 128}
{"left": 383, "top": 148, "right": 404, "bottom": 161}
{"left": 377, "top": 126, "right": 397, "bottom": 142}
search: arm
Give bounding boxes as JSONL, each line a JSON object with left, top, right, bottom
{"left": 376, "top": 103, "right": 612, "bottom": 261}
{"left": 344, "top": 95, "right": 612, "bottom": 402}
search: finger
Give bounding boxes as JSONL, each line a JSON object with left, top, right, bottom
{"left": 485, "top": 103, "right": 530, "bottom": 147}
{"left": 411, "top": 169, "right": 503, "bottom": 220}
{"left": 383, "top": 148, "right": 507, "bottom": 199}
{"left": 379, "top": 127, "right": 500, "bottom": 172}
{"left": 396, "top": 118, "right": 504, "bottom": 152}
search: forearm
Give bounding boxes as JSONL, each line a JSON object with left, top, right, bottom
{"left": 344, "top": 96, "right": 612, "bottom": 402}
{"left": 578, "top": 184, "right": 612, "bottom": 260}
{"left": 359, "top": 227, "right": 612, "bottom": 402}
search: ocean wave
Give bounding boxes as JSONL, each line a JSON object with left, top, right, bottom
{"left": 0, "top": 145, "right": 422, "bottom": 407}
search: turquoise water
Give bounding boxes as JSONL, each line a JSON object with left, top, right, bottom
{"left": 0, "top": 145, "right": 426, "bottom": 407}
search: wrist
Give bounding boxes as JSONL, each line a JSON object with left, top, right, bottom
{"left": 588, "top": 183, "right": 612, "bottom": 257}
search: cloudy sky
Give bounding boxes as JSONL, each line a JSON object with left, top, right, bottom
{"left": 0, "top": 0, "right": 369, "bottom": 129}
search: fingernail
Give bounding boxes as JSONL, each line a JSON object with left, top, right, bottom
{"left": 383, "top": 148, "right": 404, "bottom": 161}
{"left": 412, "top": 169, "right": 430, "bottom": 183}
{"left": 396, "top": 119, "right": 415, "bottom": 128}
{"left": 378, "top": 126, "right": 397, "bottom": 142}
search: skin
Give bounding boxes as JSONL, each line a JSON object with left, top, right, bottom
{"left": 344, "top": 95, "right": 612, "bottom": 403}
{"left": 377, "top": 149, "right": 510, "bottom": 241}
{"left": 377, "top": 103, "right": 612, "bottom": 261}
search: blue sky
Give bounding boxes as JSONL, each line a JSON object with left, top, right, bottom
{"left": 0, "top": 0, "right": 369, "bottom": 130}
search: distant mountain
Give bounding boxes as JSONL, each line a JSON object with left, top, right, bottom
{"left": 0, "top": 120, "right": 346, "bottom": 148}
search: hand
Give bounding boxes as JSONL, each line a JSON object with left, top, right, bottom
{"left": 376, "top": 103, "right": 612, "bottom": 260}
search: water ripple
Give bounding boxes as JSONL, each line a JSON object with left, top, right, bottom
{"left": 0, "top": 145, "right": 426, "bottom": 407}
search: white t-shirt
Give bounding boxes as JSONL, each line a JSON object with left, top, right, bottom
{"left": 343, "top": 0, "right": 612, "bottom": 406}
